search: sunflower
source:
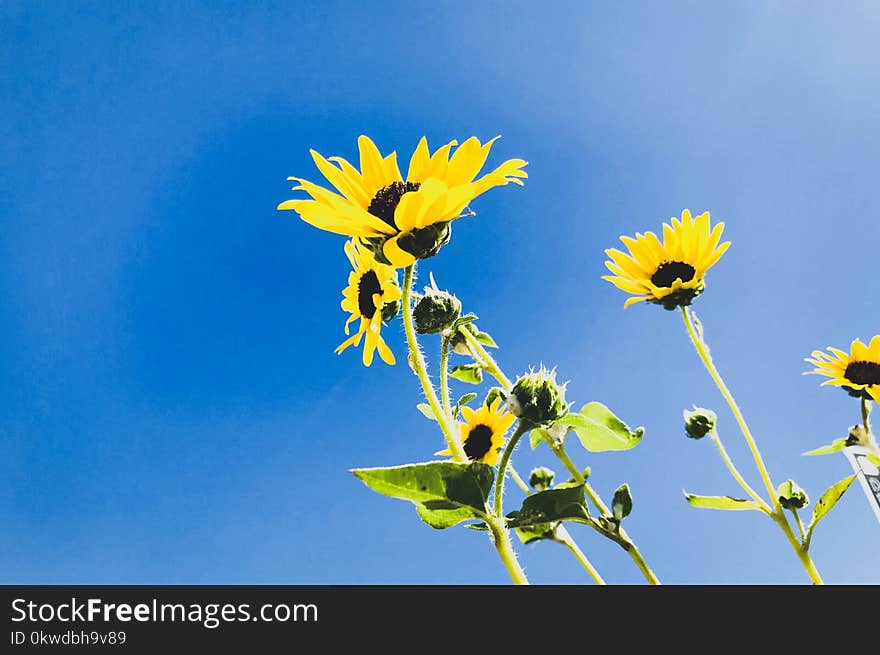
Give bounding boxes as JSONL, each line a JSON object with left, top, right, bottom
{"left": 438, "top": 398, "right": 516, "bottom": 465}
{"left": 603, "top": 209, "right": 730, "bottom": 310}
{"left": 805, "top": 336, "right": 880, "bottom": 403}
{"left": 277, "top": 135, "right": 527, "bottom": 267}
{"left": 335, "top": 240, "right": 402, "bottom": 366}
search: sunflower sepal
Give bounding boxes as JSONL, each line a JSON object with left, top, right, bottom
{"left": 508, "top": 367, "right": 569, "bottom": 427}
{"left": 413, "top": 284, "right": 462, "bottom": 334}
{"left": 351, "top": 460, "right": 495, "bottom": 530}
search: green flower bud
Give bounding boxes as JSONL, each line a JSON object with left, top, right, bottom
{"left": 413, "top": 287, "right": 461, "bottom": 334}
{"left": 508, "top": 367, "right": 568, "bottom": 427}
{"left": 381, "top": 299, "right": 400, "bottom": 323}
{"left": 777, "top": 479, "right": 809, "bottom": 510}
{"left": 529, "top": 467, "right": 556, "bottom": 492}
{"left": 362, "top": 222, "right": 453, "bottom": 264}
{"left": 683, "top": 406, "right": 717, "bottom": 440}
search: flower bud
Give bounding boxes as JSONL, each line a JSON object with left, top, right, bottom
{"left": 529, "top": 467, "right": 556, "bottom": 492}
{"left": 508, "top": 367, "right": 568, "bottom": 427}
{"left": 777, "top": 479, "right": 809, "bottom": 510}
{"left": 413, "top": 287, "right": 461, "bottom": 334}
{"left": 683, "top": 406, "right": 717, "bottom": 440}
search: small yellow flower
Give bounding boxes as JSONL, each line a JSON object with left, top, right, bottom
{"left": 438, "top": 398, "right": 516, "bottom": 465}
{"left": 805, "top": 336, "right": 880, "bottom": 403}
{"left": 335, "top": 240, "right": 402, "bottom": 367}
{"left": 603, "top": 209, "right": 730, "bottom": 310}
{"left": 278, "top": 135, "right": 527, "bottom": 267}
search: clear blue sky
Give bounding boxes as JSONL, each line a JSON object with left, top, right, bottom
{"left": 2, "top": 1, "right": 878, "bottom": 584}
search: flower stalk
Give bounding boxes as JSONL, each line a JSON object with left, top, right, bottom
{"left": 680, "top": 307, "right": 824, "bottom": 584}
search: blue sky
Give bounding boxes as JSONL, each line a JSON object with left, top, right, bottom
{"left": 2, "top": 1, "right": 878, "bottom": 584}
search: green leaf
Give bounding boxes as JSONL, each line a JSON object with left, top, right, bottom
{"left": 352, "top": 461, "right": 494, "bottom": 529}
{"left": 867, "top": 453, "right": 880, "bottom": 467}
{"left": 475, "top": 331, "right": 498, "bottom": 348}
{"left": 529, "top": 429, "right": 545, "bottom": 450}
{"left": 557, "top": 402, "right": 644, "bottom": 452}
{"left": 506, "top": 485, "right": 590, "bottom": 528}
{"left": 612, "top": 484, "right": 633, "bottom": 522}
{"left": 484, "top": 387, "right": 504, "bottom": 408}
{"left": 453, "top": 392, "right": 478, "bottom": 419}
{"left": 803, "top": 438, "right": 848, "bottom": 456}
{"left": 416, "top": 504, "right": 482, "bottom": 529}
{"left": 451, "top": 313, "right": 478, "bottom": 331}
{"left": 684, "top": 492, "right": 763, "bottom": 511}
{"left": 515, "top": 523, "right": 556, "bottom": 545}
{"left": 416, "top": 403, "right": 436, "bottom": 421}
{"left": 450, "top": 364, "right": 483, "bottom": 384}
{"left": 807, "top": 473, "right": 857, "bottom": 536}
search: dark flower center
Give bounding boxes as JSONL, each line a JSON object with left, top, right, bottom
{"left": 651, "top": 261, "right": 696, "bottom": 288}
{"left": 357, "top": 270, "right": 382, "bottom": 319}
{"left": 367, "top": 181, "right": 421, "bottom": 230}
{"left": 844, "top": 360, "right": 880, "bottom": 386}
{"left": 464, "top": 424, "right": 494, "bottom": 461}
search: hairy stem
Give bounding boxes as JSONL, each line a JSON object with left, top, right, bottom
{"left": 401, "top": 265, "right": 467, "bottom": 462}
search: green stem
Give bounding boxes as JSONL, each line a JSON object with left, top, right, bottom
{"left": 709, "top": 430, "right": 771, "bottom": 512}
{"left": 544, "top": 432, "right": 661, "bottom": 585}
{"left": 439, "top": 335, "right": 453, "bottom": 419}
{"left": 494, "top": 422, "right": 531, "bottom": 516}
{"left": 860, "top": 399, "right": 880, "bottom": 459}
{"left": 461, "top": 330, "right": 660, "bottom": 584}
{"left": 509, "top": 463, "right": 608, "bottom": 583}
{"left": 509, "top": 463, "right": 532, "bottom": 495}
{"left": 459, "top": 326, "right": 511, "bottom": 388}
{"left": 556, "top": 526, "right": 606, "bottom": 585}
{"left": 680, "top": 306, "right": 825, "bottom": 585}
{"left": 681, "top": 307, "right": 779, "bottom": 505}
{"left": 486, "top": 517, "right": 529, "bottom": 585}
{"left": 791, "top": 508, "right": 807, "bottom": 543}
{"left": 401, "top": 265, "right": 467, "bottom": 462}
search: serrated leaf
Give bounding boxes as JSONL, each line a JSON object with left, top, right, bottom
{"left": 803, "top": 438, "right": 848, "bottom": 456}
{"left": 506, "top": 485, "right": 590, "bottom": 528}
{"left": 807, "top": 473, "right": 857, "bottom": 536}
{"left": 416, "top": 403, "right": 436, "bottom": 421}
{"left": 352, "top": 461, "right": 494, "bottom": 529}
{"left": 475, "top": 331, "right": 498, "bottom": 348}
{"left": 450, "top": 364, "right": 483, "bottom": 384}
{"left": 684, "top": 492, "right": 763, "bottom": 511}
{"left": 557, "top": 402, "right": 644, "bottom": 452}
{"left": 612, "top": 484, "right": 633, "bottom": 522}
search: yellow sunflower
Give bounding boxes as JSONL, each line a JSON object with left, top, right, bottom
{"left": 277, "top": 135, "right": 527, "bottom": 267}
{"left": 335, "top": 240, "right": 402, "bottom": 367}
{"left": 805, "top": 336, "right": 880, "bottom": 403}
{"left": 438, "top": 398, "right": 516, "bottom": 465}
{"left": 603, "top": 209, "right": 730, "bottom": 310}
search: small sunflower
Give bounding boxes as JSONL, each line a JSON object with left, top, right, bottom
{"left": 603, "top": 209, "right": 730, "bottom": 310}
{"left": 805, "top": 336, "right": 880, "bottom": 403}
{"left": 438, "top": 398, "right": 516, "bottom": 465}
{"left": 335, "top": 240, "right": 402, "bottom": 367}
{"left": 278, "top": 135, "right": 527, "bottom": 267}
